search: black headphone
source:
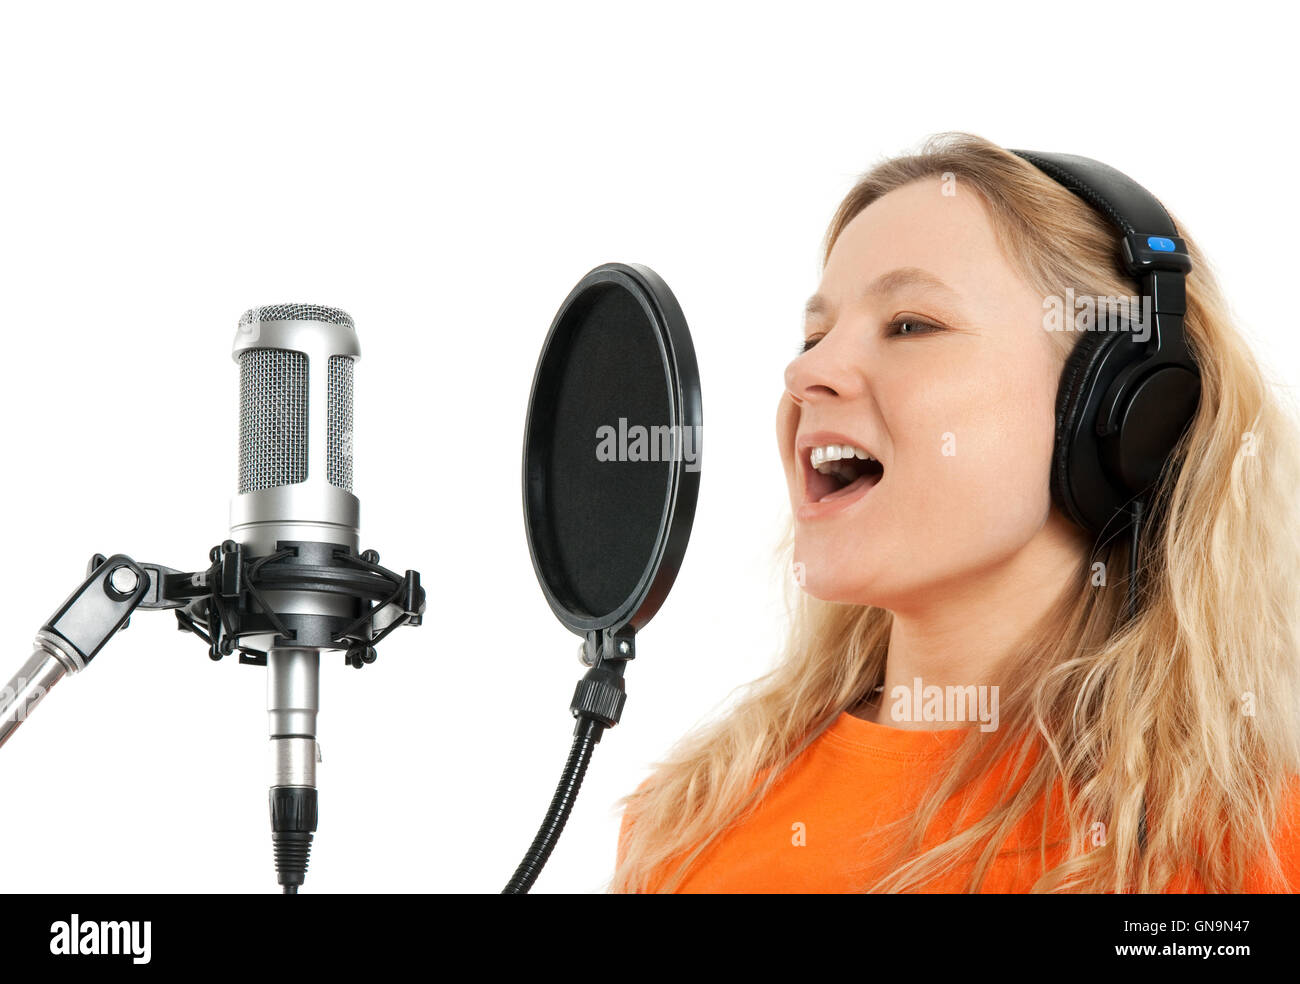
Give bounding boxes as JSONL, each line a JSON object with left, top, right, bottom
{"left": 1009, "top": 151, "right": 1205, "bottom": 856}
{"left": 1008, "top": 150, "right": 1201, "bottom": 543}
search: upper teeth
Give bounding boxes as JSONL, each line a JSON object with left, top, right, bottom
{"left": 809, "top": 444, "right": 876, "bottom": 472}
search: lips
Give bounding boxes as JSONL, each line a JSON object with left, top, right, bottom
{"left": 795, "top": 429, "right": 883, "bottom": 519}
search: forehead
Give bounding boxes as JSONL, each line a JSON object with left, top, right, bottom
{"left": 809, "top": 180, "right": 1021, "bottom": 319}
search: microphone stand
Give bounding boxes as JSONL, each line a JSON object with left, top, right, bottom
{"left": 1, "top": 555, "right": 150, "bottom": 751}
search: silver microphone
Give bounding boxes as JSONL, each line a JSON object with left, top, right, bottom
{"left": 2, "top": 301, "right": 419, "bottom": 893}
{"left": 232, "top": 303, "right": 360, "bottom": 893}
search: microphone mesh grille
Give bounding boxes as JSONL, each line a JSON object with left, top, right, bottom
{"left": 239, "top": 304, "right": 354, "bottom": 329}
{"left": 327, "top": 356, "right": 354, "bottom": 492}
{"left": 239, "top": 349, "right": 309, "bottom": 493}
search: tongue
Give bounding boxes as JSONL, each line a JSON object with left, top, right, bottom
{"left": 819, "top": 470, "right": 879, "bottom": 503}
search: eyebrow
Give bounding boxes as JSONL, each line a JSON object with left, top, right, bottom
{"left": 803, "top": 266, "right": 961, "bottom": 321}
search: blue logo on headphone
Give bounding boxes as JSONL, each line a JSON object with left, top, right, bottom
{"left": 1146, "top": 236, "right": 1177, "bottom": 252}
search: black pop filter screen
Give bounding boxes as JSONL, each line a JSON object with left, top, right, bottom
{"left": 533, "top": 283, "right": 672, "bottom": 619}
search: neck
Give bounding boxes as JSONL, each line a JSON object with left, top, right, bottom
{"left": 855, "top": 511, "right": 1085, "bottom": 729}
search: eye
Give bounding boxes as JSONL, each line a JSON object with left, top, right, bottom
{"left": 799, "top": 317, "right": 942, "bottom": 354}
{"left": 887, "top": 317, "right": 942, "bottom": 337}
{"left": 798, "top": 334, "right": 824, "bottom": 355}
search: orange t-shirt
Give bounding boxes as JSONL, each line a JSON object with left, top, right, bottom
{"left": 616, "top": 710, "right": 1300, "bottom": 893}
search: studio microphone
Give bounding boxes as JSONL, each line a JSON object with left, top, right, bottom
{"left": 231, "top": 304, "right": 358, "bottom": 893}
{"left": 0, "top": 303, "right": 422, "bottom": 893}
{"left": 228, "top": 304, "right": 423, "bottom": 893}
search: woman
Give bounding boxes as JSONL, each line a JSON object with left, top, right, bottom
{"left": 611, "top": 132, "right": 1300, "bottom": 893}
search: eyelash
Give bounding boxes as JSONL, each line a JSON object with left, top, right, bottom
{"left": 798, "top": 317, "right": 942, "bottom": 354}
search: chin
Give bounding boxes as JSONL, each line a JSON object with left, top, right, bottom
{"left": 794, "top": 541, "right": 888, "bottom": 606}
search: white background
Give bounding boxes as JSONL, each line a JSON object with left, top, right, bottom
{"left": 0, "top": 1, "right": 1294, "bottom": 893}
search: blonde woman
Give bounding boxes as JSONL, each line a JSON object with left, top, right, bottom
{"left": 612, "top": 132, "right": 1300, "bottom": 893}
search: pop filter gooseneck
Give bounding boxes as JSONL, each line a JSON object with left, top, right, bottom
{"left": 503, "top": 262, "right": 702, "bottom": 893}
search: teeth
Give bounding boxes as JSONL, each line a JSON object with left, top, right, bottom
{"left": 808, "top": 443, "right": 877, "bottom": 474}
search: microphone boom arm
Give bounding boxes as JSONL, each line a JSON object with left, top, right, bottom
{"left": 0, "top": 554, "right": 150, "bottom": 750}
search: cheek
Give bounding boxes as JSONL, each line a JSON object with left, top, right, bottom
{"left": 775, "top": 393, "right": 800, "bottom": 493}
{"left": 885, "top": 355, "right": 1058, "bottom": 552}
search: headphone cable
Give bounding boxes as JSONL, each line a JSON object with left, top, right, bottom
{"left": 1129, "top": 498, "right": 1149, "bottom": 859}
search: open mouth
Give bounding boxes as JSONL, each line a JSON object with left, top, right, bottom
{"left": 803, "top": 442, "right": 883, "bottom": 505}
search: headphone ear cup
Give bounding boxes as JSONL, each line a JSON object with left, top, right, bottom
{"left": 1054, "top": 325, "right": 1199, "bottom": 537}
{"left": 1105, "top": 364, "right": 1201, "bottom": 495}
{"left": 1052, "top": 329, "right": 1119, "bottom": 530}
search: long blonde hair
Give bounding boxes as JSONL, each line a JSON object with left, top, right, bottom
{"left": 610, "top": 132, "right": 1300, "bottom": 893}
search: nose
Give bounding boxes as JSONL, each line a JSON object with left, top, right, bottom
{"left": 783, "top": 331, "right": 864, "bottom": 404}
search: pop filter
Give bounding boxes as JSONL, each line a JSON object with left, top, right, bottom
{"left": 504, "top": 262, "right": 702, "bottom": 893}
{"left": 523, "top": 262, "right": 702, "bottom": 637}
